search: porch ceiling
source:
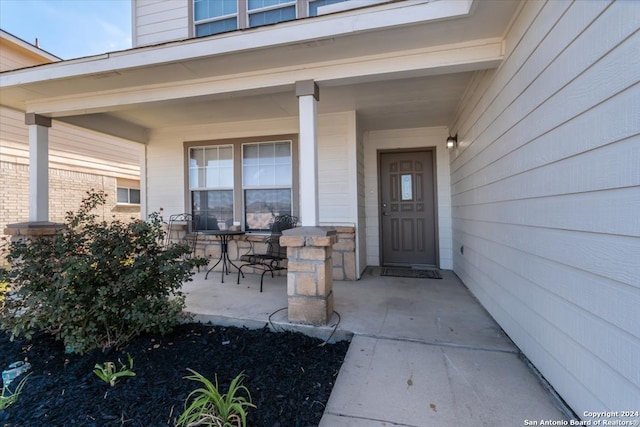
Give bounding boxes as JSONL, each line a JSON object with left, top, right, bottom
{"left": 0, "top": 0, "right": 519, "bottom": 141}
{"left": 90, "top": 71, "right": 476, "bottom": 132}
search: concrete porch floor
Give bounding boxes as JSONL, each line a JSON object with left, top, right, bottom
{"left": 182, "top": 268, "right": 569, "bottom": 426}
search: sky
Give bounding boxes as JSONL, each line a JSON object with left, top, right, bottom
{"left": 0, "top": 0, "right": 132, "bottom": 60}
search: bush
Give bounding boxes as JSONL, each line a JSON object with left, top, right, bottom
{"left": 0, "top": 271, "right": 9, "bottom": 309}
{"left": 0, "top": 191, "right": 207, "bottom": 354}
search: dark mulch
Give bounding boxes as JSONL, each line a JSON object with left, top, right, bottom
{"left": 0, "top": 323, "right": 350, "bottom": 427}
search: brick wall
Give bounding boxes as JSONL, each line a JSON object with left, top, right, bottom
{"left": 1, "top": 161, "right": 140, "bottom": 266}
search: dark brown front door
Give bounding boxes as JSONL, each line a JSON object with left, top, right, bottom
{"left": 379, "top": 150, "right": 437, "bottom": 266}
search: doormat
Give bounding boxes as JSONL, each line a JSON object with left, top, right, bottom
{"left": 381, "top": 267, "right": 442, "bottom": 279}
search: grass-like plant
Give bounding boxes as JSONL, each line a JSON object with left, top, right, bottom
{"left": 93, "top": 353, "right": 136, "bottom": 387}
{"left": 176, "top": 370, "right": 255, "bottom": 427}
{"left": 0, "top": 373, "right": 30, "bottom": 410}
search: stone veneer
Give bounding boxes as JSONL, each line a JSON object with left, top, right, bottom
{"left": 165, "top": 225, "right": 358, "bottom": 281}
{"left": 280, "top": 227, "right": 336, "bottom": 326}
{"left": 331, "top": 226, "right": 357, "bottom": 281}
{"left": 3, "top": 222, "right": 67, "bottom": 257}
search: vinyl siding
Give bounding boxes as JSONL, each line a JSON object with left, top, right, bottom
{"left": 318, "top": 113, "right": 354, "bottom": 226}
{"left": 0, "top": 33, "right": 142, "bottom": 248}
{"left": 145, "top": 117, "right": 299, "bottom": 217}
{"left": 0, "top": 107, "right": 142, "bottom": 242}
{"left": 449, "top": 0, "right": 640, "bottom": 416}
{"left": 0, "top": 39, "right": 51, "bottom": 71}
{"left": 364, "top": 127, "right": 453, "bottom": 269}
{"left": 145, "top": 112, "right": 358, "bottom": 227}
{"left": 0, "top": 107, "right": 140, "bottom": 179}
{"left": 133, "top": 0, "right": 189, "bottom": 48}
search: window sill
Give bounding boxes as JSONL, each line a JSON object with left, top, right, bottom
{"left": 112, "top": 205, "right": 141, "bottom": 213}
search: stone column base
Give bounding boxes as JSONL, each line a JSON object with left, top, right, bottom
{"left": 281, "top": 226, "right": 336, "bottom": 326}
{"left": 4, "top": 221, "right": 66, "bottom": 238}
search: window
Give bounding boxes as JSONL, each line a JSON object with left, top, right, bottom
{"left": 248, "top": 0, "right": 296, "bottom": 27}
{"left": 189, "top": 145, "right": 234, "bottom": 230}
{"left": 186, "top": 136, "right": 297, "bottom": 232}
{"left": 193, "top": 0, "right": 351, "bottom": 37}
{"left": 243, "top": 141, "right": 292, "bottom": 231}
{"left": 117, "top": 187, "right": 140, "bottom": 205}
{"left": 194, "top": 0, "right": 238, "bottom": 37}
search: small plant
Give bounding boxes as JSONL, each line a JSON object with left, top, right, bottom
{"left": 176, "top": 370, "right": 255, "bottom": 427}
{"left": 93, "top": 353, "right": 136, "bottom": 387}
{"left": 0, "top": 373, "right": 30, "bottom": 410}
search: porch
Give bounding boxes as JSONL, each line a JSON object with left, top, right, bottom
{"left": 182, "top": 268, "right": 569, "bottom": 426}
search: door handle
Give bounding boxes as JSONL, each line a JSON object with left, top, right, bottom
{"left": 382, "top": 212, "right": 390, "bottom": 216}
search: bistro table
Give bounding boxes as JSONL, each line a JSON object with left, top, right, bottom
{"left": 200, "top": 230, "right": 245, "bottom": 283}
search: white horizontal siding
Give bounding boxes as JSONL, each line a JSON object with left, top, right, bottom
{"left": 143, "top": 116, "right": 298, "bottom": 216}
{"left": 449, "top": 0, "right": 640, "bottom": 417}
{"left": 145, "top": 113, "right": 358, "bottom": 226}
{"left": 0, "top": 106, "right": 141, "bottom": 179}
{"left": 0, "top": 37, "right": 54, "bottom": 71}
{"left": 456, "top": 187, "right": 639, "bottom": 237}
{"left": 133, "top": 0, "right": 189, "bottom": 47}
{"left": 364, "top": 127, "right": 452, "bottom": 269}
{"left": 0, "top": 46, "right": 42, "bottom": 71}
{"left": 144, "top": 135, "right": 187, "bottom": 216}
{"left": 318, "top": 113, "right": 353, "bottom": 225}
{"left": 454, "top": 89, "right": 639, "bottom": 201}
{"left": 0, "top": 51, "right": 24, "bottom": 72}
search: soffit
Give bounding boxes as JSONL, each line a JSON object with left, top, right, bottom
{"left": 101, "top": 71, "right": 474, "bottom": 131}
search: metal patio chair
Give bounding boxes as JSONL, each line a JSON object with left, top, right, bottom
{"left": 236, "top": 214, "right": 298, "bottom": 292}
{"left": 164, "top": 213, "right": 199, "bottom": 261}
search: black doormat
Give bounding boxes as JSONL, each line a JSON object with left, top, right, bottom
{"left": 381, "top": 267, "right": 442, "bottom": 279}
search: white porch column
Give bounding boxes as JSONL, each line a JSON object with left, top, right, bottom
{"left": 25, "top": 113, "right": 51, "bottom": 222}
{"left": 295, "top": 80, "right": 320, "bottom": 226}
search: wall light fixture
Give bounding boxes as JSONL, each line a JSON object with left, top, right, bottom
{"left": 446, "top": 134, "right": 458, "bottom": 149}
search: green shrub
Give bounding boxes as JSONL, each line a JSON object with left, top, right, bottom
{"left": 0, "top": 191, "right": 207, "bottom": 354}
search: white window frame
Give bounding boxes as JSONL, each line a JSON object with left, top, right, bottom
{"left": 242, "top": 140, "right": 293, "bottom": 231}
{"left": 185, "top": 135, "right": 298, "bottom": 232}
{"left": 247, "top": 0, "right": 297, "bottom": 28}
{"left": 192, "top": 0, "right": 240, "bottom": 37}
{"left": 193, "top": 0, "right": 359, "bottom": 37}
{"left": 116, "top": 187, "right": 141, "bottom": 205}
{"left": 188, "top": 144, "right": 235, "bottom": 230}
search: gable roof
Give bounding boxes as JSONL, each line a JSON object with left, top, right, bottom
{"left": 0, "top": 29, "right": 60, "bottom": 70}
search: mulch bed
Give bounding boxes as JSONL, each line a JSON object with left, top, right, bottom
{"left": 0, "top": 323, "right": 350, "bottom": 426}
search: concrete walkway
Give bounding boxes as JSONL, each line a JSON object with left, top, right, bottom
{"left": 182, "top": 268, "right": 569, "bottom": 426}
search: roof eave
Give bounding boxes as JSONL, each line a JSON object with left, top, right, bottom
{"left": 0, "top": 0, "right": 471, "bottom": 87}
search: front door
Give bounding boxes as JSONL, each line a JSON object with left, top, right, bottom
{"left": 379, "top": 150, "right": 437, "bottom": 266}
